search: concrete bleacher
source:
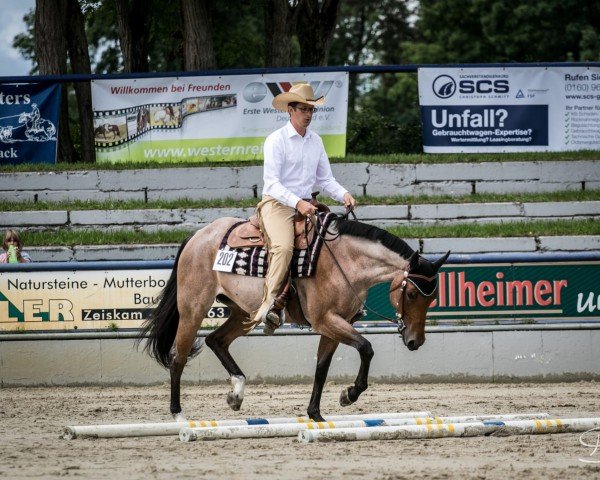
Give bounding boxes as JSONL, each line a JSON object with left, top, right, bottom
{"left": 1, "top": 160, "right": 598, "bottom": 202}
{"left": 2, "top": 160, "right": 599, "bottom": 260}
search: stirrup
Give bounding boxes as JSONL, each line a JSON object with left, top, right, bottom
{"left": 263, "top": 310, "right": 280, "bottom": 336}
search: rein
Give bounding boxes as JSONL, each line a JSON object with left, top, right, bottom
{"left": 306, "top": 212, "right": 425, "bottom": 336}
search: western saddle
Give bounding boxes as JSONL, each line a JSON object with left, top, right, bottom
{"left": 226, "top": 192, "right": 330, "bottom": 250}
{"left": 225, "top": 193, "right": 330, "bottom": 323}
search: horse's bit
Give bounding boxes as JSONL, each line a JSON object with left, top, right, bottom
{"left": 389, "top": 270, "right": 438, "bottom": 336}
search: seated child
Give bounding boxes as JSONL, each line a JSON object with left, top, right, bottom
{"left": 0, "top": 229, "right": 32, "bottom": 263}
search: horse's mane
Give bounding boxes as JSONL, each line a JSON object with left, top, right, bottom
{"left": 333, "top": 217, "right": 414, "bottom": 259}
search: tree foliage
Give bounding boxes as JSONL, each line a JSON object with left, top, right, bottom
{"left": 11, "top": 0, "right": 600, "bottom": 160}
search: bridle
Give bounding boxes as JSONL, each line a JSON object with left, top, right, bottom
{"left": 389, "top": 270, "right": 438, "bottom": 336}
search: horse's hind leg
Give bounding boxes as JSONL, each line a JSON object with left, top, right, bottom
{"left": 205, "top": 301, "right": 255, "bottom": 411}
{"left": 169, "top": 314, "right": 204, "bottom": 420}
{"left": 307, "top": 335, "right": 340, "bottom": 422}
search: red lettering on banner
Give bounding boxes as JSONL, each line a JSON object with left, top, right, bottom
{"left": 430, "top": 270, "right": 568, "bottom": 311}
{"left": 553, "top": 280, "right": 568, "bottom": 305}
{"left": 448, "top": 272, "right": 456, "bottom": 307}
{"left": 437, "top": 272, "right": 446, "bottom": 307}
{"left": 506, "top": 280, "right": 534, "bottom": 306}
{"left": 477, "top": 281, "right": 495, "bottom": 307}
{"left": 458, "top": 272, "right": 476, "bottom": 307}
{"left": 496, "top": 272, "right": 505, "bottom": 306}
{"left": 534, "top": 280, "right": 553, "bottom": 306}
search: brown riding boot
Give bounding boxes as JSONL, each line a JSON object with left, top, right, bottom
{"left": 262, "top": 277, "right": 291, "bottom": 335}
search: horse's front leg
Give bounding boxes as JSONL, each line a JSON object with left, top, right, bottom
{"left": 316, "top": 313, "right": 374, "bottom": 408}
{"left": 307, "top": 335, "right": 340, "bottom": 421}
{"left": 205, "top": 310, "right": 252, "bottom": 411}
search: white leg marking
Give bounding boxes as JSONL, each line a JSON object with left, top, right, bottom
{"left": 231, "top": 374, "right": 246, "bottom": 400}
{"left": 173, "top": 411, "right": 187, "bottom": 422}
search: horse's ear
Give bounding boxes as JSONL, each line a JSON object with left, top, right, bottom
{"left": 408, "top": 251, "right": 419, "bottom": 271}
{"left": 433, "top": 251, "right": 451, "bottom": 271}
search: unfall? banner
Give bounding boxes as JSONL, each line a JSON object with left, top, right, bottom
{"left": 418, "top": 66, "right": 600, "bottom": 153}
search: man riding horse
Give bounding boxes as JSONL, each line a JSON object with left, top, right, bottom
{"left": 139, "top": 83, "right": 450, "bottom": 422}
{"left": 254, "top": 82, "right": 357, "bottom": 334}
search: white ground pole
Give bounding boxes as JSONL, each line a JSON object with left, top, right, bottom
{"left": 298, "top": 418, "right": 600, "bottom": 443}
{"left": 61, "top": 411, "right": 431, "bottom": 440}
{"left": 178, "top": 413, "right": 550, "bottom": 442}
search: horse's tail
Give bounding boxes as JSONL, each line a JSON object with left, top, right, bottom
{"left": 136, "top": 235, "right": 193, "bottom": 369}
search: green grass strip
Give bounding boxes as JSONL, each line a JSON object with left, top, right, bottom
{"left": 3, "top": 189, "right": 599, "bottom": 212}
{"left": 388, "top": 219, "right": 599, "bottom": 239}
{"left": 2, "top": 150, "right": 598, "bottom": 172}
{"left": 20, "top": 219, "right": 599, "bottom": 247}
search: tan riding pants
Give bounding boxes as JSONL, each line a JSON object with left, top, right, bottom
{"left": 254, "top": 195, "right": 295, "bottom": 321}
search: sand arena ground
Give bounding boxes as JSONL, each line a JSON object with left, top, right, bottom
{"left": 1, "top": 381, "right": 599, "bottom": 479}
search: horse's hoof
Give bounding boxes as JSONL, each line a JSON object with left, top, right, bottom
{"left": 227, "top": 391, "right": 243, "bottom": 411}
{"left": 172, "top": 411, "right": 187, "bottom": 422}
{"left": 309, "top": 413, "right": 325, "bottom": 422}
{"left": 339, "top": 387, "right": 354, "bottom": 407}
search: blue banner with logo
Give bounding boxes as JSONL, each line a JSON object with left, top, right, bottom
{"left": 418, "top": 67, "right": 600, "bottom": 153}
{"left": 0, "top": 83, "right": 60, "bottom": 165}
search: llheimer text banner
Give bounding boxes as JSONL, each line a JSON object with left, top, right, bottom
{"left": 1, "top": 258, "right": 599, "bottom": 332}
{"left": 366, "top": 260, "right": 600, "bottom": 324}
{"left": 418, "top": 66, "right": 600, "bottom": 153}
{"left": 91, "top": 72, "right": 349, "bottom": 163}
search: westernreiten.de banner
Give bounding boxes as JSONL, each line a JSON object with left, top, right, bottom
{"left": 91, "top": 72, "right": 349, "bottom": 163}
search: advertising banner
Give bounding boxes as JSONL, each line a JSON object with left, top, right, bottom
{"left": 366, "top": 260, "right": 600, "bottom": 324}
{"left": 418, "top": 66, "right": 600, "bottom": 152}
{"left": 2, "top": 259, "right": 599, "bottom": 332}
{"left": 0, "top": 268, "right": 228, "bottom": 332}
{"left": 91, "top": 72, "right": 349, "bottom": 163}
{"left": 0, "top": 83, "right": 60, "bottom": 165}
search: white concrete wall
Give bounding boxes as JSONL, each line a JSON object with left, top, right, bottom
{"left": 4, "top": 201, "right": 598, "bottom": 233}
{"left": 1, "top": 161, "right": 598, "bottom": 202}
{"left": 1, "top": 327, "right": 599, "bottom": 386}
{"left": 19, "top": 234, "right": 598, "bottom": 262}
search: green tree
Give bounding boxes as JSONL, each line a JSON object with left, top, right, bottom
{"left": 408, "top": 0, "right": 600, "bottom": 63}
{"left": 34, "top": 0, "right": 79, "bottom": 163}
{"left": 182, "top": 0, "right": 216, "bottom": 70}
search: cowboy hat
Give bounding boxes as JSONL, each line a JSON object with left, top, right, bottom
{"left": 272, "top": 82, "right": 325, "bottom": 112}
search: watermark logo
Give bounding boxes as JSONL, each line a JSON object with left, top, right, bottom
{"left": 243, "top": 81, "right": 335, "bottom": 103}
{"left": 579, "top": 427, "right": 600, "bottom": 464}
{"left": 432, "top": 75, "right": 457, "bottom": 99}
{"left": 242, "top": 82, "right": 268, "bottom": 103}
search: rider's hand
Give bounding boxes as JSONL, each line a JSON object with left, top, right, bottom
{"left": 343, "top": 192, "right": 357, "bottom": 210}
{"left": 296, "top": 199, "right": 318, "bottom": 217}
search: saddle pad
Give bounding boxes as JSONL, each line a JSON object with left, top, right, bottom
{"left": 218, "top": 212, "right": 337, "bottom": 278}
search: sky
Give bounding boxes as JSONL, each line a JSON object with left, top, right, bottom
{"left": 0, "top": 0, "right": 35, "bottom": 77}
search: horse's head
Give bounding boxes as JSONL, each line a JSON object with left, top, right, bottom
{"left": 389, "top": 251, "right": 450, "bottom": 351}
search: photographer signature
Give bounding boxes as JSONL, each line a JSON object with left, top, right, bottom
{"left": 580, "top": 427, "right": 600, "bottom": 464}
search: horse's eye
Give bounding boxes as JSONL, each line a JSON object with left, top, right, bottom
{"left": 408, "top": 291, "right": 418, "bottom": 300}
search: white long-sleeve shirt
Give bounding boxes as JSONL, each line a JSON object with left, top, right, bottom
{"left": 262, "top": 121, "right": 348, "bottom": 208}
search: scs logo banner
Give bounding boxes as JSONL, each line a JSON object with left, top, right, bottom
{"left": 243, "top": 81, "right": 335, "bottom": 103}
{"left": 433, "top": 75, "right": 509, "bottom": 98}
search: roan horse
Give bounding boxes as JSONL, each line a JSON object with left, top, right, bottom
{"left": 139, "top": 214, "right": 449, "bottom": 422}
